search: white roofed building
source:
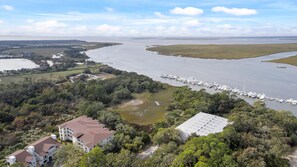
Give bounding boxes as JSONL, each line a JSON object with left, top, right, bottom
{"left": 176, "top": 112, "right": 229, "bottom": 141}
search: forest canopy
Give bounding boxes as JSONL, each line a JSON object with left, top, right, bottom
{"left": 1, "top": 66, "right": 297, "bottom": 167}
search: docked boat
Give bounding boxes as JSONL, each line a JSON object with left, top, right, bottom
{"left": 160, "top": 74, "right": 297, "bottom": 106}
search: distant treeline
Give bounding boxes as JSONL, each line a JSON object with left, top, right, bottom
{"left": 0, "top": 40, "right": 86, "bottom": 46}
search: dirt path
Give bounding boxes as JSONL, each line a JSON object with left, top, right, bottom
{"left": 137, "top": 145, "right": 159, "bottom": 159}
{"left": 287, "top": 148, "right": 297, "bottom": 167}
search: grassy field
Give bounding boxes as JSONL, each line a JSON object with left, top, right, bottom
{"left": 115, "top": 85, "right": 178, "bottom": 125}
{"left": 0, "top": 64, "right": 103, "bottom": 84}
{"left": 147, "top": 44, "right": 297, "bottom": 59}
{"left": 268, "top": 55, "right": 297, "bottom": 66}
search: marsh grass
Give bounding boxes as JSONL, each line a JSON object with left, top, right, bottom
{"left": 267, "top": 55, "right": 297, "bottom": 67}
{"left": 147, "top": 44, "right": 297, "bottom": 59}
{"left": 115, "top": 85, "right": 178, "bottom": 125}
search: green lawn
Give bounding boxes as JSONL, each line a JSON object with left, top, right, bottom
{"left": 147, "top": 44, "right": 297, "bottom": 59}
{"left": 0, "top": 64, "right": 103, "bottom": 84}
{"left": 115, "top": 85, "right": 178, "bottom": 125}
{"left": 267, "top": 55, "right": 297, "bottom": 67}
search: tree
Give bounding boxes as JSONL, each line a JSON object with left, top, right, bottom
{"left": 54, "top": 144, "right": 84, "bottom": 167}
{"left": 172, "top": 149, "right": 196, "bottom": 167}
{"left": 153, "top": 128, "right": 182, "bottom": 145}
{"left": 79, "top": 101, "right": 104, "bottom": 118}
{"left": 79, "top": 147, "right": 107, "bottom": 167}
{"left": 0, "top": 111, "right": 14, "bottom": 123}
{"left": 106, "top": 149, "right": 136, "bottom": 167}
{"left": 236, "top": 147, "right": 266, "bottom": 167}
{"left": 172, "top": 135, "right": 237, "bottom": 167}
{"left": 98, "top": 110, "right": 122, "bottom": 129}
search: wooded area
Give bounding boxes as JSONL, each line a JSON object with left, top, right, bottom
{"left": 1, "top": 66, "right": 297, "bottom": 167}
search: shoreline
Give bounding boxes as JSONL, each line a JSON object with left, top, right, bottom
{"left": 85, "top": 42, "right": 297, "bottom": 115}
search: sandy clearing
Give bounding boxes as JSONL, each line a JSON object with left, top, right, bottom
{"left": 120, "top": 99, "right": 144, "bottom": 108}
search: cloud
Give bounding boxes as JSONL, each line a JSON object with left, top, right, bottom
{"left": 154, "top": 12, "right": 166, "bottom": 18}
{"left": 0, "top": 20, "right": 3, "bottom": 24}
{"left": 1, "top": 5, "right": 14, "bottom": 11}
{"left": 170, "top": 7, "right": 204, "bottom": 16}
{"left": 19, "top": 20, "right": 68, "bottom": 35}
{"left": 34, "top": 20, "right": 67, "bottom": 28}
{"left": 156, "top": 26, "right": 166, "bottom": 31}
{"left": 96, "top": 24, "right": 121, "bottom": 34}
{"left": 1, "top": 8, "right": 296, "bottom": 37}
{"left": 105, "top": 7, "right": 114, "bottom": 12}
{"left": 211, "top": 6, "right": 257, "bottom": 16}
{"left": 184, "top": 20, "right": 200, "bottom": 27}
{"left": 217, "top": 24, "right": 233, "bottom": 29}
{"left": 26, "top": 19, "right": 35, "bottom": 23}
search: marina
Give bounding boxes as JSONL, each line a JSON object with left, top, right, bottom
{"left": 161, "top": 74, "right": 297, "bottom": 105}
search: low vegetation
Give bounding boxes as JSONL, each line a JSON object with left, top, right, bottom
{"left": 115, "top": 85, "right": 177, "bottom": 125}
{"left": 268, "top": 55, "right": 297, "bottom": 67}
{"left": 147, "top": 44, "right": 297, "bottom": 59}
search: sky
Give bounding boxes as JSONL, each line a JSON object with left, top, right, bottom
{"left": 0, "top": 0, "right": 297, "bottom": 37}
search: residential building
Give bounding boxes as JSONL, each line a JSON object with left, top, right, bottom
{"left": 6, "top": 134, "right": 59, "bottom": 167}
{"left": 25, "top": 134, "right": 60, "bottom": 166}
{"left": 176, "top": 112, "right": 229, "bottom": 141}
{"left": 6, "top": 150, "right": 37, "bottom": 167}
{"left": 58, "top": 116, "right": 115, "bottom": 152}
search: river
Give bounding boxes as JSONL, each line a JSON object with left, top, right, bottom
{"left": 85, "top": 37, "right": 297, "bottom": 115}
{"left": 0, "top": 36, "right": 296, "bottom": 114}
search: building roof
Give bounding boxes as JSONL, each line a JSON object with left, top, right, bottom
{"left": 26, "top": 136, "right": 60, "bottom": 156}
{"left": 176, "top": 112, "right": 229, "bottom": 140}
{"left": 7, "top": 150, "right": 34, "bottom": 167}
{"left": 59, "top": 116, "right": 115, "bottom": 148}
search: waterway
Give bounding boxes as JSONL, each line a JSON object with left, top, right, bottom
{"left": 85, "top": 37, "right": 297, "bottom": 115}
{"left": 0, "top": 36, "right": 296, "bottom": 114}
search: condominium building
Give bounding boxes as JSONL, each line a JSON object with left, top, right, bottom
{"left": 6, "top": 134, "right": 60, "bottom": 167}
{"left": 58, "top": 116, "right": 115, "bottom": 152}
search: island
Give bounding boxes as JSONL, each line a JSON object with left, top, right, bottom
{"left": 268, "top": 55, "right": 297, "bottom": 67}
{"left": 147, "top": 43, "right": 297, "bottom": 59}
